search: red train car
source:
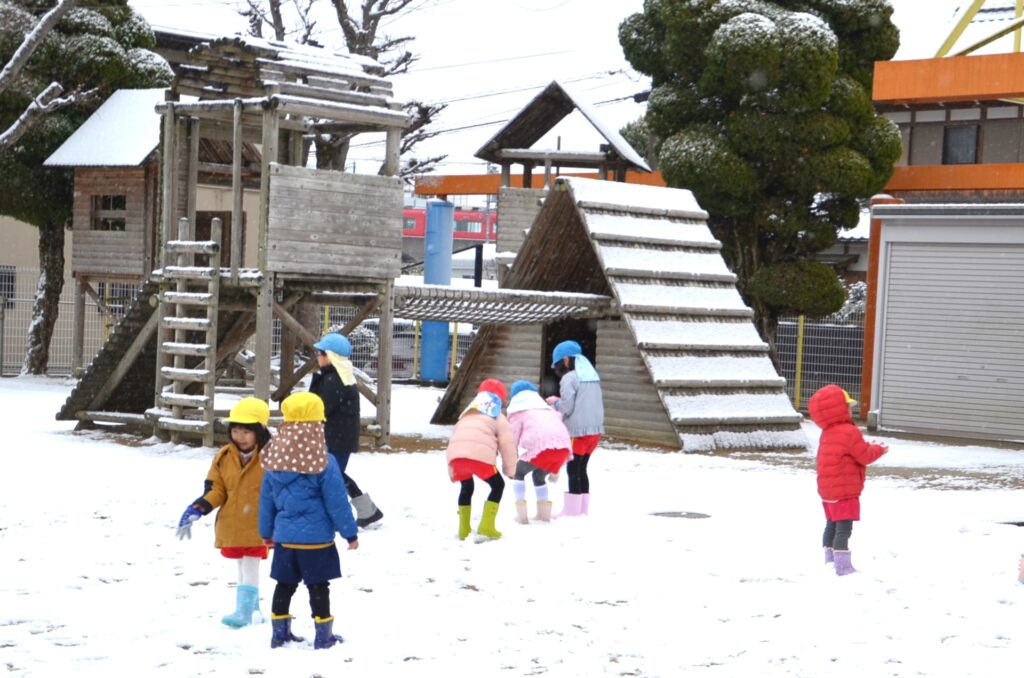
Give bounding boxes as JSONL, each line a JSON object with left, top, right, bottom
{"left": 402, "top": 207, "right": 497, "bottom": 241}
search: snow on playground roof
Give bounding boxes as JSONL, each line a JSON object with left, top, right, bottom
{"left": 566, "top": 176, "right": 707, "bottom": 217}
{"left": 475, "top": 80, "right": 651, "bottom": 172}
{"left": 45, "top": 89, "right": 166, "bottom": 167}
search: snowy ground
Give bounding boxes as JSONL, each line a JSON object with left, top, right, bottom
{"left": 1, "top": 376, "right": 1022, "bottom": 677}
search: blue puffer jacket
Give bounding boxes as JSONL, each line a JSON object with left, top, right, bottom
{"left": 258, "top": 455, "right": 358, "bottom": 544}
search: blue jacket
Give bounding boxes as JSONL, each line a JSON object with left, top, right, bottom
{"left": 258, "top": 455, "right": 358, "bottom": 544}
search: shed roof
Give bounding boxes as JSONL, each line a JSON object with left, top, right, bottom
{"left": 475, "top": 81, "right": 651, "bottom": 172}
{"left": 44, "top": 89, "right": 166, "bottom": 167}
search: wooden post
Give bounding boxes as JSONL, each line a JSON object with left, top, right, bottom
{"left": 376, "top": 280, "right": 394, "bottom": 445}
{"left": 523, "top": 162, "right": 534, "bottom": 188}
{"left": 254, "top": 107, "right": 279, "bottom": 399}
{"left": 186, "top": 117, "right": 200, "bottom": 246}
{"left": 231, "top": 99, "right": 243, "bottom": 282}
{"left": 254, "top": 275, "right": 275, "bottom": 400}
{"left": 203, "top": 217, "right": 222, "bottom": 447}
{"left": 159, "top": 104, "right": 176, "bottom": 270}
{"left": 71, "top": 276, "right": 85, "bottom": 374}
{"left": 500, "top": 163, "right": 511, "bottom": 187}
{"left": 383, "top": 127, "right": 401, "bottom": 176}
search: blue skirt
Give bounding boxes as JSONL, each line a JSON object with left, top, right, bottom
{"left": 270, "top": 544, "right": 341, "bottom": 585}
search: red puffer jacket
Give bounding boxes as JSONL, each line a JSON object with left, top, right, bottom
{"left": 809, "top": 385, "right": 887, "bottom": 501}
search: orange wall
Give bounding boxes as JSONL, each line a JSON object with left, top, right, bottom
{"left": 874, "top": 52, "right": 1024, "bottom": 104}
{"left": 884, "top": 164, "right": 1024, "bottom": 192}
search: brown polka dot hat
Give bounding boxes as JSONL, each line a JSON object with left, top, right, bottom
{"left": 261, "top": 392, "right": 329, "bottom": 474}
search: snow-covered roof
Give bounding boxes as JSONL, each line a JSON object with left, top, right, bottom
{"left": 475, "top": 80, "right": 651, "bottom": 172}
{"left": 45, "top": 89, "right": 165, "bottom": 167}
{"left": 565, "top": 177, "right": 708, "bottom": 219}
{"left": 838, "top": 208, "right": 872, "bottom": 242}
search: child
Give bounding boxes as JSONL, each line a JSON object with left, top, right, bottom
{"left": 548, "top": 340, "right": 604, "bottom": 517}
{"left": 175, "top": 397, "right": 272, "bottom": 627}
{"left": 506, "top": 379, "right": 572, "bottom": 524}
{"left": 445, "top": 379, "right": 518, "bottom": 540}
{"left": 259, "top": 392, "right": 359, "bottom": 649}
{"left": 309, "top": 332, "right": 384, "bottom": 528}
{"left": 808, "top": 384, "right": 888, "bottom": 576}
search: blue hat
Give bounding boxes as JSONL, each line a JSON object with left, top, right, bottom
{"left": 313, "top": 333, "right": 352, "bottom": 357}
{"left": 551, "top": 340, "right": 582, "bottom": 367}
{"left": 509, "top": 380, "right": 538, "bottom": 399}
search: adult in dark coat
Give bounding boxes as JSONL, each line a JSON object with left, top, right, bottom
{"left": 309, "top": 333, "right": 384, "bottom": 529}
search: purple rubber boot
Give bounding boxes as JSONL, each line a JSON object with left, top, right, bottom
{"left": 833, "top": 550, "right": 857, "bottom": 576}
{"left": 824, "top": 547, "right": 834, "bottom": 564}
{"left": 556, "top": 493, "right": 583, "bottom": 518}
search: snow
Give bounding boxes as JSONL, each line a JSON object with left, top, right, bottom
{"left": 44, "top": 89, "right": 165, "bottom": 167}
{"left": 597, "top": 244, "right": 735, "bottom": 280}
{"left": 586, "top": 212, "right": 720, "bottom": 247}
{"left": 565, "top": 176, "right": 708, "bottom": 217}
{"left": 648, "top": 355, "right": 783, "bottom": 386}
{"left": 664, "top": 391, "right": 803, "bottom": 424}
{"left": 615, "top": 283, "right": 750, "bottom": 313}
{"left": 631, "top": 319, "right": 767, "bottom": 350}
{"left": 1, "top": 376, "right": 1024, "bottom": 676}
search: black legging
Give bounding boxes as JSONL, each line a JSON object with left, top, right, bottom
{"left": 272, "top": 581, "right": 331, "bottom": 618}
{"left": 458, "top": 473, "right": 504, "bottom": 505}
{"left": 566, "top": 454, "right": 591, "bottom": 494}
{"left": 343, "top": 473, "right": 363, "bottom": 498}
{"left": 513, "top": 460, "right": 547, "bottom": 486}
{"left": 823, "top": 519, "right": 854, "bottom": 551}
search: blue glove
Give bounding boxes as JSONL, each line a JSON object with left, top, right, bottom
{"left": 176, "top": 505, "right": 203, "bottom": 540}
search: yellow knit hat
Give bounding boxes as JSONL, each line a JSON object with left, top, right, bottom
{"left": 281, "top": 392, "right": 325, "bottom": 423}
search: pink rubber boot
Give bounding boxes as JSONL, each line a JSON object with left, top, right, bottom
{"left": 557, "top": 493, "right": 583, "bottom": 518}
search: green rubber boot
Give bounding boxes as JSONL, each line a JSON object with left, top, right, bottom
{"left": 458, "top": 504, "right": 472, "bottom": 540}
{"left": 476, "top": 500, "right": 502, "bottom": 540}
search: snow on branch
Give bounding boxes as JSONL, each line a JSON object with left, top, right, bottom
{"left": 0, "top": 82, "right": 98, "bottom": 152}
{"left": 0, "top": 0, "right": 78, "bottom": 95}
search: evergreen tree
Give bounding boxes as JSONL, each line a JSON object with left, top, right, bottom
{"left": 0, "top": 0, "right": 172, "bottom": 373}
{"left": 619, "top": 0, "right": 901, "bottom": 355}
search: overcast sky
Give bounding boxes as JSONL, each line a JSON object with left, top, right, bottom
{"left": 127, "top": 0, "right": 969, "bottom": 175}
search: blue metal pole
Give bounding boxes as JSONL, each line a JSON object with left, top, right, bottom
{"left": 421, "top": 199, "right": 454, "bottom": 382}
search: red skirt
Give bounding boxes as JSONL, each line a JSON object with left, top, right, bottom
{"left": 449, "top": 458, "right": 498, "bottom": 482}
{"left": 822, "top": 498, "right": 860, "bottom": 521}
{"left": 571, "top": 434, "right": 600, "bottom": 457}
{"left": 221, "top": 546, "right": 269, "bottom": 559}
{"left": 530, "top": 448, "right": 570, "bottom": 474}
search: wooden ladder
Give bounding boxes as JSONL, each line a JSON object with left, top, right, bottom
{"left": 155, "top": 217, "right": 222, "bottom": 446}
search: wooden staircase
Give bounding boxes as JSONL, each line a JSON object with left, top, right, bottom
{"left": 153, "top": 218, "right": 222, "bottom": 446}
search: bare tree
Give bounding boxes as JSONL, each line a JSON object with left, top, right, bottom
{"left": 241, "top": 0, "right": 447, "bottom": 177}
{"left": 0, "top": 0, "right": 92, "bottom": 153}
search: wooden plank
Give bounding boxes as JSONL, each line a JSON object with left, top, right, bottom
{"left": 376, "top": 279, "right": 394, "bottom": 444}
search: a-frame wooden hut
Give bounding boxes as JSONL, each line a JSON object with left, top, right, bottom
{"left": 433, "top": 177, "right": 807, "bottom": 452}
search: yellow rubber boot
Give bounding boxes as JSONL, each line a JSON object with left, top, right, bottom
{"left": 457, "top": 504, "right": 472, "bottom": 540}
{"left": 476, "top": 500, "right": 502, "bottom": 540}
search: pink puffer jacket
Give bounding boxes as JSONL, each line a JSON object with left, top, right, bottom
{"left": 445, "top": 412, "right": 518, "bottom": 477}
{"left": 507, "top": 391, "right": 571, "bottom": 461}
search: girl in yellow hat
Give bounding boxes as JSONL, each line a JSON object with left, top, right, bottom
{"left": 175, "top": 396, "right": 272, "bottom": 627}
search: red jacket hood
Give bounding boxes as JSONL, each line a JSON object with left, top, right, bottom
{"left": 808, "top": 384, "right": 852, "bottom": 429}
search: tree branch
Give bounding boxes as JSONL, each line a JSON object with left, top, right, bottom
{"left": 0, "top": 0, "right": 78, "bottom": 95}
{"left": 0, "top": 82, "right": 97, "bottom": 153}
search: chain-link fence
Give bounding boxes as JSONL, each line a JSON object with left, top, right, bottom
{"left": 0, "top": 268, "right": 139, "bottom": 376}
{"left": 777, "top": 309, "right": 865, "bottom": 413}
{"left": 1, "top": 267, "right": 476, "bottom": 381}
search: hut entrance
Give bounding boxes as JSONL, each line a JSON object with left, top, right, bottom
{"left": 541, "top": 317, "right": 597, "bottom": 397}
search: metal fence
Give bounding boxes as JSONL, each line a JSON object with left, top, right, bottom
{"left": 1, "top": 268, "right": 475, "bottom": 381}
{"left": 777, "top": 309, "right": 865, "bottom": 413}
{"left": 0, "top": 268, "right": 137, "bottom": 376}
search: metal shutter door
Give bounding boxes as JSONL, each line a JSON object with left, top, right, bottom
{"left": 879, "top": 243, "right": 1024, "bottom": 440}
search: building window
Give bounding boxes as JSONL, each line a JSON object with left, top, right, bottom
{"left": 942, "top": 126, "right": 978, "bottom": 164}
{"left": 0, "top": 265, "right": 13, "bottom": 309}
{"left": 454, "top": 219, "right": 483, "bottom": 234}
{"left": 91, "top": 194, "right": 127, "bottom": 231}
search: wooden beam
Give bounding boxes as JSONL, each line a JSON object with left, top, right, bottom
{"left": 87, "top": 311, "right": 160, "bottom": 411}
{"left": 376, "top": 279, "right": 394, "bottom": 444}
{"left": 231, "top": 98, "right": 243, "bottom": 283}
{"left": 413, "top": 169, "right": 665, "bottom": 196}
{"left": 271, "top": 295, "right": 381, "bottom": 403}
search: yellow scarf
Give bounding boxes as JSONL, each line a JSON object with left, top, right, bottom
{"left": 327, "top": 351, "right": 357, "bottom": 386}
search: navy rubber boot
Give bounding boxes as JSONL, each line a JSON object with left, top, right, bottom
{"left": 313, "top": 616, "right": 344, "bottom": 649}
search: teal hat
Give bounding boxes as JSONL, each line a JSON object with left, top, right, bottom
{"left": 551, "top": 340, "right": 582, "bottom": 367}
{"left": 313, "top": 333, "right": 352, "bottom": 357}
